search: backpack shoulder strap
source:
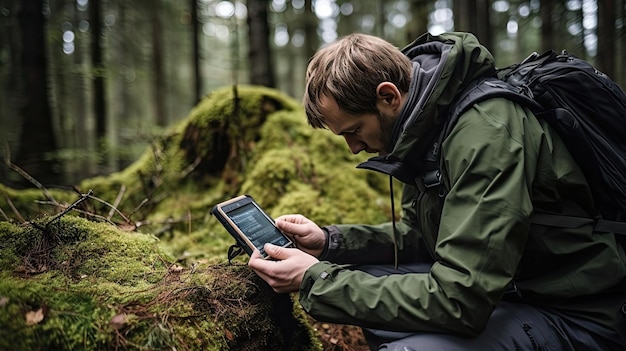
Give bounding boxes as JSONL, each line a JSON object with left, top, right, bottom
{"left": 422, "top": 77, "right": 540, "bottom": 190}
{"left": 531, "top": 212, "right": 626, "bottom": 234}
{"left": 425, "top": 77, "right": 626, "bottom": 237}
{"left": 445, "top": 77, "right": 542, "bottom": 135}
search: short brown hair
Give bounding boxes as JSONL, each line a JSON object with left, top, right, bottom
{"left": 303, "top": 33, "right": 412, "bottom": 128}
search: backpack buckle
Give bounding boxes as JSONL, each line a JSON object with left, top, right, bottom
{"left": 504, "top": 281, "right": 522, "bottom": 299}
{"left": 423, "top": 170, "right": 442, "bottom": 188}
{"left": 227, "top": 244, "right": 244, "bottom": 263}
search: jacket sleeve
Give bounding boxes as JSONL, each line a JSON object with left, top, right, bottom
{"left": 320, "top": 186, "right": 424, "bottom": 264}
{"left": 299, "top": 98, "right": 541, "bottom": 336}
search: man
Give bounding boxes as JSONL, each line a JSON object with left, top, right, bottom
{"left": 249, "top": 32, "right": 626, "bottom": 350}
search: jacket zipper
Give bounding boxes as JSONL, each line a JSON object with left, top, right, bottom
{"left": 413, "top": 190, "right": 437, "bottom": 259}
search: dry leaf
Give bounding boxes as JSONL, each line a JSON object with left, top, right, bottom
{"left": 169, "top": 264, "right": 184, "bottom": 273}
{"left": 117, "top": 223, "right": 137, "bottom": 232}
{"left": 225, "top": 329, "right": 234, "bottom": 341}
{"left": 0, "top": 297, "right": 8, "bottom": 307}
{"left": 14, "top": 265, "right": 27, "bottom": 273}
{"left": 34, "top": 265, "right": 47, "bottom": 273}
{"left": 15, "top": 265, "right": 47, "bottom": 275}
{"left": 110, "top": 313, "right": 127, "bottom": 330}
{"left": 25, "top": 308, "right": 45, "bottom": 326}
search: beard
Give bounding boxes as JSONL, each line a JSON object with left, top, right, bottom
{"left": 376, "top": 110, "right": 396, "bottom": 154}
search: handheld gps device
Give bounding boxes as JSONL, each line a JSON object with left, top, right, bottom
{"left": 212, "top": 195, "right": 294, "bottom": 259}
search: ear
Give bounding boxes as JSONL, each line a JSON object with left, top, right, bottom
{"left": 375, "top": 82, "right": 403, "bottom": 113}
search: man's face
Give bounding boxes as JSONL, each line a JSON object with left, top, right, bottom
{"left": 319, "top": 94, "right": 396, "bottom": 156}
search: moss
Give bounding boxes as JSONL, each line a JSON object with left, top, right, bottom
{"left": 0, "top": 84, "right": 402, "bottom": 349}
{"left": 0, "top": 217, "right": 318, "bottom": 350}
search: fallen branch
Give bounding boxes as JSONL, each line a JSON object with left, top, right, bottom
{"left": 45, "top": 189, "right": 93, "bottom": 229}
{"left": 3, "top": 143, "right": 56, "bottom": 204}
{"left": 0, "top": 206, "right": 9, "bottom": 221}
{"left": 129, "top": 198, "right": 149, "bottom": 220}
{"left": 73, "top": 188, "right": 132, "bottom": 224}
{"left": 107, "top": 185, "right": 127, "bottom": 221}
{"left": 4, "top": 193, "right": 26, "bottom": 224}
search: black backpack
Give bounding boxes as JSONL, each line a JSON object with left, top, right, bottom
{"left": 423, "top": 50, "right": 626, "bottom": 235}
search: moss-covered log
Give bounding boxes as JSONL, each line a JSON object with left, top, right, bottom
{"left": 0, "top": 216, "right": 318, "bottom": 350}
{"left": 0, "top": 85, "right": 398, "bottom": 349}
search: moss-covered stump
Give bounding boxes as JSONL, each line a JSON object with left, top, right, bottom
{"left": 1, "top": 84, "right": 397, "bottom": 260}
{"left": 0, "top": 216, "right": 320, "bottom": 350}
{"left": 0, "top": 85, "right": 400, "bottom": 349}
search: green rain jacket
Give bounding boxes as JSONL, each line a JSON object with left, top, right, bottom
{"left": 298, "top": 33, "right": 626, "bottom": 339}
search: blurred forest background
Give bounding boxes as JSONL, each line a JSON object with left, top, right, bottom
{"left": 1, "top": 0, "right": 625, "bottom": 188}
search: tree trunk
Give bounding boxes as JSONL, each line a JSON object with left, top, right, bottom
{"left": 247, "top": 0, "right": 275, "bottom": 87}
{"left": 406, "top": 0, "right": 428, "bottom": 42}
{"left": 304, "top": 0, "right": 318, "bottom": 60}
{"left": 14, "top": 0, "right": 60, "bottom": 185}
{"left": 74, "top": 4, "right": 95, "bottom": 180}
{"left": 151, "top": 0, "right": 167, "bottom": 126}
{"left": 475, "top": 0, "right": 492, "bottom": 51}
{"left": 597, "top": 0, "right": 616, "bottom": 77}
{"left": 618, "top": 0, "right": 626, "bottom": 87}
{"left": 377, "top": 1, "right": 386, "bottom": 37}
{"left": 539, "top": 0, "right": 556, "bottom": 53}
{"left": 90, "top": 0, "right": 106, "bottom": 145}
{"left": 191, "top": 0, "right": 202, "bottom": 102}
{"left": 454, "top": 0, "right": 492, "bottom": 51}
{"left": 1, "top": 0, "right": 21, "bottom": 183}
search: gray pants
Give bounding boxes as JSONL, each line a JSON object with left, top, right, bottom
{"left": 355, "top": 263, "right": 623, "bottom": 351}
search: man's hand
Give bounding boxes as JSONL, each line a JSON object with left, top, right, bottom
{"left": 248, "top": 243, "right": 319, "bottom": 293}
{"left": 275, "top": 214, "right": 326, "bottom": 258}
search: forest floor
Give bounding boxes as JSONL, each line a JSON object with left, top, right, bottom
{"left": 309, "top": 318, "right": 370, "bottom": 351}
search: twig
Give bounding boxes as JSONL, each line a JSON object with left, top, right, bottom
{"left": 73, "top": 189, "right": 132, "bottom": 224}
{"left": 0, "top": 206, "right": 9, "bottom": 221}
{"left": 71, "top": 208, "right": 116, "bottom": 225}
{"left": 108, "top": 185, "right": 126, "bottom": 221}
{"left": 129, "top": 198, "right": 149, "bottom": 219}
{"left": 4, "top": 194, "right": 26, "bottom": 224}
{"left": 32, "top": 199, "right": 115, "bottom": 225}
{"left": 3, "top": 145, "right": 56, "bottom": 204}
{"left": 180, "top": 156, "right": 202, "bottom": 178}
{"left": 45, "top": 189, "right": 93, "bottom": 228}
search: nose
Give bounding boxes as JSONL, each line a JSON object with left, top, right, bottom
{"left": 344, "top": 134, "right": 366, "bottom": 154}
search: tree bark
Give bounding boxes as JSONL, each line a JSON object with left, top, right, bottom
{"left": 597, "top": 0, "right": 616, "bottom": 77}
{"left": 150, "top": 0, "right": 167, "bottom": 126}
{"left": 539, "top": 0, "right": 556, "bottom": 53}
{"left": 304, "top": 0, "right": 318, "bottom": 60}
{"left": 246, "top": 0, "right": 275, "bottom": 87}
{"left": 618, "top": 0, "right": 626, "bottom": 86}
{"left": 90, "top": 0, "right": 106, "bottom": 143}
{"left": 14, "top": 0, "right": 60, "bottom": 185}
{"left": 454, "top": 0, "right": 492, "bottom": 51}
{"left": 191, "top": 0, "right": 202, "bottom": 102}
{"left": 406, "top": 0, "right": 428, "bottom": 43}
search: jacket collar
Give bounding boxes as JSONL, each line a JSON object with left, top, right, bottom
{"left": 357, "top": 32, "right": 497, "bottom": 184}
{"left": 356, "top": 155, "right": 418, "bottom": 185}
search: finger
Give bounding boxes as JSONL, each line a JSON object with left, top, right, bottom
{"left": 275, "top": 214, "right": 304, "bottom": 223}
{"left": 275, "top": 219, "right": 304, "bottom": 236}
{"left": 263, "top": 243, "right": 295, "bottom": 261}
{"left": 250, "top": 249, "right": 263, "bottom": 260}
{"left": 248, "top": 249, "right": 271, "bottom": 270}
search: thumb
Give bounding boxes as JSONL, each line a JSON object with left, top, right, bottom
{"left": 275, "top": 219, "right": 301, "bottom": 235}
{"left": 263, "top": 243, "right": 291, "bottom": 260}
